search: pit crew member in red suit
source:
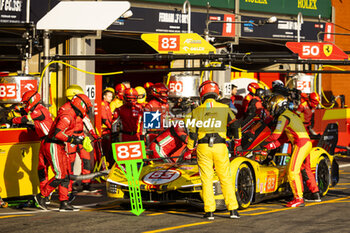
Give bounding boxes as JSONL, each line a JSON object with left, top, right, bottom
{"left": 64, "top": 85, "right": 98, "bottom": 193}
{"left": 34, "top": 94, "right": 92, "bottom": 212}
{"left": 112, "top": 88, "right": 143, "bottom": 142}
{"left": 110, "top": 83, "right": 126, "bottom": 113}
{"left": 12, "top": 91, "right": 53, "bottom": 200}
{"left": 144, "top": 83, "right": 170, "bottom": 143}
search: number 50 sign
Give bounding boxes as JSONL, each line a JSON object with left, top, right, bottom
{"left": 112, "top": 141, "right": 146, "bottom": 162}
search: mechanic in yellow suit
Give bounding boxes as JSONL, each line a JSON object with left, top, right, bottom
{"left": 264, "top": 95, "right": 312, "bottom": 207}
{"left": 186, "top": 80, "right": 241, "bottom": 220}
{"left": 135, "top": 86, "right": 147, "bottom": 108}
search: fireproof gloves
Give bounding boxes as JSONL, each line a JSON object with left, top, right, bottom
{"left": 69, "top": 135, "right": 84, "bottom": 145}
{"left": 82, "top": 137, "right": 93, "bottom": 152}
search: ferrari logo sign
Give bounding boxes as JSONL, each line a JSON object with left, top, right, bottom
{"left": 286, "top": 42, "right": 348, "bottom": 60}
{"left": 141, "top": 33, "right": 215, "bottom": 54}
{"left": 323, "top": 44, "right": 333, "bottom": 57}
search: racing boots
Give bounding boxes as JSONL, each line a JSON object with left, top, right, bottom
{"left": 68, "top": 192, "right": 76, "bottom": 204}
{"left": 286, "top": 197, "right": 305, "bottom": 207}
{"left": 305, "top": 192, "right": 321, "bottom": 202}
{"left": 59, "top": 201, "right": 80, "bottom": 212}
{"left": 229, "top": 210, "right": 240, "bottom": 219}
{"left": 203, "top": 212, "right": 214, "bottom": 220}
{"left": 34, "top": 194, "right": 48, "bottom": 210}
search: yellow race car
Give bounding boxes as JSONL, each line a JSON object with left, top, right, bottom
{"left": 106, "top": 122, "right": 339, "bottom": 209}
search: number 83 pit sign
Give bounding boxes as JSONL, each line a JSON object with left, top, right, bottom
{"left": 112, "top": 141, "right": 146, "bottom": 162}
{"left": 112, "top": 141, "right": 146, "bottom": 216}
{"left": 141, "top": 33, "right": 215, "bottom": 54}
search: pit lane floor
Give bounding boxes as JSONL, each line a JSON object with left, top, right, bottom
{"left": 1, "top": 156, "right": 350, "bottom": 233}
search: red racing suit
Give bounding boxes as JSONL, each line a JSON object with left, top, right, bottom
{"left": 296, "top": 101, "right": 314, "bottom": 133}
{"left": 265, "top": 109, "right": 313, "bottom": 199}
{"left": 112, "top": 102, "right": 143, "bottom": 142}
{"left": 12, "top": 104, "right": 53, "bottom": 193}
{"left": 101, "top": 100, "right": 113, "bottom": 135}
{"left": 242, "top": 93, "right": 255, "bottom": 113}
{"left": 59, "top": 103, "right": 97, "bottom": 188}
{"left": 241, "top": 96, "right": 272, "bottom": 130}
{"left": 144, "top": 99, "right": 170, "bottom": 143}
{"left": 41, "top": 104, "right": 80, "bottom": 201}
{"left": 149, "top": 126, "right": 188, "bottom": 163}
{"left": 101, "top": 100, "right": 113, "bottom": 166}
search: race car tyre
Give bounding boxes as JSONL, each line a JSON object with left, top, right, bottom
{"left": 316, "top": 156, "right": 331, "bottom": 197}
{"left": 235, "top": 163, "right": 255, "bottom": 209}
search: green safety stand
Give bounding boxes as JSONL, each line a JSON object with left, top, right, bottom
{"left": 112, "top": 141, "right": 146, "bottom": 216}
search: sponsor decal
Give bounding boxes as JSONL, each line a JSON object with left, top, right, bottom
{"left": 143, "top": 111, "right": 161, "bottom": 129}
{"left": 143, "top": 170, "right": 181, "bottom": 185}
{"left": 298, "top": 0, "right": 317, "bottom": 10}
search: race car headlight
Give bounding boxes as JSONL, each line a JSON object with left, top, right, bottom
{"left": 108, "top": 183, "right": 118, "bottom": 194}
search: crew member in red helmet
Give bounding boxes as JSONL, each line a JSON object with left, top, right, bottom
{"left": 144, "top": 83, "right": 171, "bottom": 143}
{"left": 12, "top": 90, "right": 53, "bottom": 201}
{"left": 112, "top": 88, "right": 143, "bottom": 142}
{"left": 144, "top": 82, "right": 154, "bottom": 102}
{"left": 186, "top": 80, "right": 241, "bottom": 220}
{"left": 34, "top": 94, "right": 93, "bottom": 212}
{"left": 110, "top": 83, "right": 126, "bottom": 113}
{"left": 242, "top": 82, "right": 264, "bottom": 114}
{"left": 64, "top": 85, "right": 98, "bottom": 193}
{"left": 296, "top": 92, "right": 320, "bottom": 135}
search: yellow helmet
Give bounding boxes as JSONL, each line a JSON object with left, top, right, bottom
{"left": 266, "top": 95, "right": 288, "bottom": 116}
{"left": 66, "top": 84, "right": 84, "bottom": 100}
{"left": 135, "top": 86, "right": 146, "bottom": 104}
{"left": 2, "top": 104, "right": 13, "bottom": 109}
{"left": 103, "top": 87, "right": 115, "bottom": 96}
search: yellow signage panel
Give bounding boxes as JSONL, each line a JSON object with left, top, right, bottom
{"left": 141, "top": 33, "right": 216, "bottom": 54}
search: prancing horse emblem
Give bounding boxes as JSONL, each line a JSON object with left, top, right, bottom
{"left": 323, "top": 44, "right": 333, "bottom": 57}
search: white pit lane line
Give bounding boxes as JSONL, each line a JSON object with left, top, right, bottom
{"left": 0, "top": 203, "right": 101, "bottom": 216}
{"left": 339, "top": 164, "right": 350, "bottom": 168}
{"left": 0, "top": 210, "right": 53, "bottom": 216}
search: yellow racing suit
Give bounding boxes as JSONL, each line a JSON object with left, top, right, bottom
{"left": 186, "top": 98, "right": 241, "bottom": 212}
{"left": 265, "top": 109, "right": 312, "bottom": 199}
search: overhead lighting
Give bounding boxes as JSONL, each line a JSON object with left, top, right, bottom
{"left": 257, "top": 16, "right": 278, "bottom": 26}
{"left": 121, "top": 10, "right": 133, "bottom": 19}
{"left": 267, "top": 16, "right": 277, "bottom": 24}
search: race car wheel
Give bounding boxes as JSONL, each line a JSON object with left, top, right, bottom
{"left": 235, "top": 163, "right": 254, "bottom": 209}
{"left": 316, "top": 156, "right": 330, "bottom": 197}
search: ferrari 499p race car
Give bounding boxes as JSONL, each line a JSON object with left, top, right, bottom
{"left": 106, "top": 122, "right": 339, "bottom": 210}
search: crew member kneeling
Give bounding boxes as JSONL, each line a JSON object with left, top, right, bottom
{"left": 186, "top": 80, "right": 241, "bottom": 220}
